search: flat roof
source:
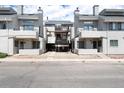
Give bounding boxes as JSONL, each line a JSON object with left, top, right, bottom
{"left": 99, "top": 9, "right": 124, "bottom": 16}
{"left": 0, "top": 7, "right": 17, "bottom": 15}
{"left": 45, "top": 20, "right": 73, "bottom": 25}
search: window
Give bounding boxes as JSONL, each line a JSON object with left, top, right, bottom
{"left": 22, "top": 21, "right": 34, "bottom": 31}
{"left": 110, "top": 40, "right": 118, "bottom": 47}
{"left": 113, "top": 23, "right": 116, "bottom": 30}
{"left": 14, "top": 41, "right": 19, "bottom": 47}
{"left": 109, "top": 22, "right": 122, "bottom": 31}
{"left": 78, "top": 41, "right": 85, "bottom": 49}
{"left": 23, "top": 25, "right": 34, "bottom": 31}
{"left": 20, "top": 42, "right": 24, "bottom": 49}
{"left": 0, "top": 23, "right": 6, "bottom": 29}
{"left": 32, "top": 41, "right": 40, "bottom": 49}
{"left": 84, "top": 25, "right": 94, "bottom": 31}
{"left": 83, "top": 21, "right": 94, "bottom": 31}
{"left": 121, "top": 23, "right": 124, "bottom": 30}
{"left": 118, "top": 23, "right": 121, "bottom": 30}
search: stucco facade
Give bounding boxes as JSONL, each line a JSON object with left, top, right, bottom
{"left": 0, "top": 6, "right": 46, "bottom": 55}
{"left": 72, "top": 5, "right": 124, "bottom": 54}
{"left": 1, "top": 5, "right": 124, "bottom": 55}
{"left": 45, "top": 20, "right": 73, "bottom": 52}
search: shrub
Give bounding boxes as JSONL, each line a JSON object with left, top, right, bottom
{"left": 0, "top": 52, "right": 8, "bottom": 58}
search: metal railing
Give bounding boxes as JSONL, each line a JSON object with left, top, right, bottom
{"left": 55, "top": 39, "right": 69, "bottom": 45}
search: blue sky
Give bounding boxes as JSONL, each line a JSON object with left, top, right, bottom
{"left": 5, "top": 5, "right": 124, "bottom": 21}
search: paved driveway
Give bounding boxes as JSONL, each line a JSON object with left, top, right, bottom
{"left": 0, "top": 61, "right": 124, "bottom": 88}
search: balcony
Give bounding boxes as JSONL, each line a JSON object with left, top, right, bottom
{"left": 55, "top": 27, "right": 70, "bottom": 32}
{"left": 46, "top": 27, "right": 55, "bottom": 32}
{"left": 78, "top": 28, "right": 106, "bottom": 38}
{"left": 56, "top": 39, "right": 69, "bottom": 45}
{"left": 47, "top": 37, "right": 56, "bottom": 43}
{"left": 0, "top": 30, "right": 39, "bottom": 39}
{"left": 11, "top": 30, "right": 39, "bottom": 39}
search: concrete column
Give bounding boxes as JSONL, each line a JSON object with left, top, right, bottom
{"left": 102, "top": 38, "right": 108, "bottom": 54}
{"left": 70, "top": 27, "right": 75, "bottom": 39}
{"left": 12, "top": 15, "right": 19, "bottom": 30}
{"left": 43, "top": 27, "right": 47, "bottom": 39}
{"left": 39, "top": 37, "right": 46, "bottom": 53}
{"left": 39, "top": 37, "right": 43, "bottom": 49}
{"left": 38, "top": 8, "right": 43, "bottom": 37}
{"left": 8, "top": 37, "right": 14, "bottom": 55}
{"left": 74, "top": 37, "right": 79, "bottom": 49}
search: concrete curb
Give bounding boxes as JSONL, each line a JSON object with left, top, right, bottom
{"left": 0, "top": 58, "right": 124, "bottom": 63}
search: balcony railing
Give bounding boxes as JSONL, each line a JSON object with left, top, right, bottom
{"left": 12, "top": 30, "right": 39, "bottom": 39}
{"left": 0, "top": 30, "right": 39, "bottom": 39}
{"left": 55, "top": 39, "right": 69, "bottom": 45}
{"left": 55, "top": 27, "right": 70, "bottom": 32}
{"left": 78, "top": 28, "right": 124, "bottom": 38}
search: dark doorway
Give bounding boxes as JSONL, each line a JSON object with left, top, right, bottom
{"left": 20, "top": 42, "right": 24, "bottom": 49}
{"left": 93, "top": 41, "right": 97, "bottom": 49}
{"left": 46, "top": 44, "right": 55, "bottom": 51}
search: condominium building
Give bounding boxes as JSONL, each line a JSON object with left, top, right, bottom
{"left": 0, "top": 6, "right": 46, "bottom": 55}
{"left": 45, "top": 20, "right": 73, "bottom": 52}
{"left": 72, "top": 5, "right": 124, "bottom": 54}
{"left": 1, "top": 5, "right": 124, "bottom": 55}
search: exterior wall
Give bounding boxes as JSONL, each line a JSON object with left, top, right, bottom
{"left": 19, "top": 49, "right": 41, "bottom": 55}
{"left": 45, "top": 26, "right": 56, "bottom": 43}
{"left": 39, "top": 37, "right": 46, "bottom": 53}
{"left": 78, "top": 49, "right": 97, "bottom": 54}
{"left": 74, "top": 10, "right": 124, "bottom": 54}
{"left": 0, "top": 30, "right": 15, "bottom": 55}
{"left": 0, "top": 8, "right": 44, "bottom": 55}
{"left": 104, "top": 31, "right": 124, "bottom": 54}
{"left": 0, "top": 37, "right": 14, "bottom": 55}
{"left": 70, "top": 27, "right": 75, "bottom": 39}
{"left": 74, "top": 31, "right": 124, "bottom": 54}
{"left": 0, "top": 36, "right": 9, "bottom": 54}
{"left": 46, "top": 26, "right": 55, "bottom": 31}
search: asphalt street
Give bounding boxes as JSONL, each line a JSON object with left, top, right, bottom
{"left": 0, "top": 61, "right": 124, "bottom": 88}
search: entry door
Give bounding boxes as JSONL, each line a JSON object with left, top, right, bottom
{"left": 20, "top": 42, "right": 24, "bottom": 49}
{"left": 93, "top": 41, "right": 97, "bottom": 49}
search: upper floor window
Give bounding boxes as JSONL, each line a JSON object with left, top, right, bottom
{"left": 23, "top": 21, "right": 34, "bottom": 25}
{"left": 23, "top": 25, "right": 34, "bottom": 31}
{"left": 83, "top": 21, "right": 94, "bottom": 31}
{"left": 22, "top": 21, "right": 34, "bottom": 31}
{"left": 121, "top": 23, "right": 124, "bottom": 30}
{"left": 0, "top": 22, "right": 6, "bottom": 29}
{"left": 84, "top": 25, "right": 94, "bottom": 31}
{"left": 109, "top": 22, "right": 122, "bottom": 31}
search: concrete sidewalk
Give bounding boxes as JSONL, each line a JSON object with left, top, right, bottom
{"left": 0, "top": 52, "right": 124, "bottom": 63}
{"left": 0, "top": 57, "right": 124, "bottom": 63}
